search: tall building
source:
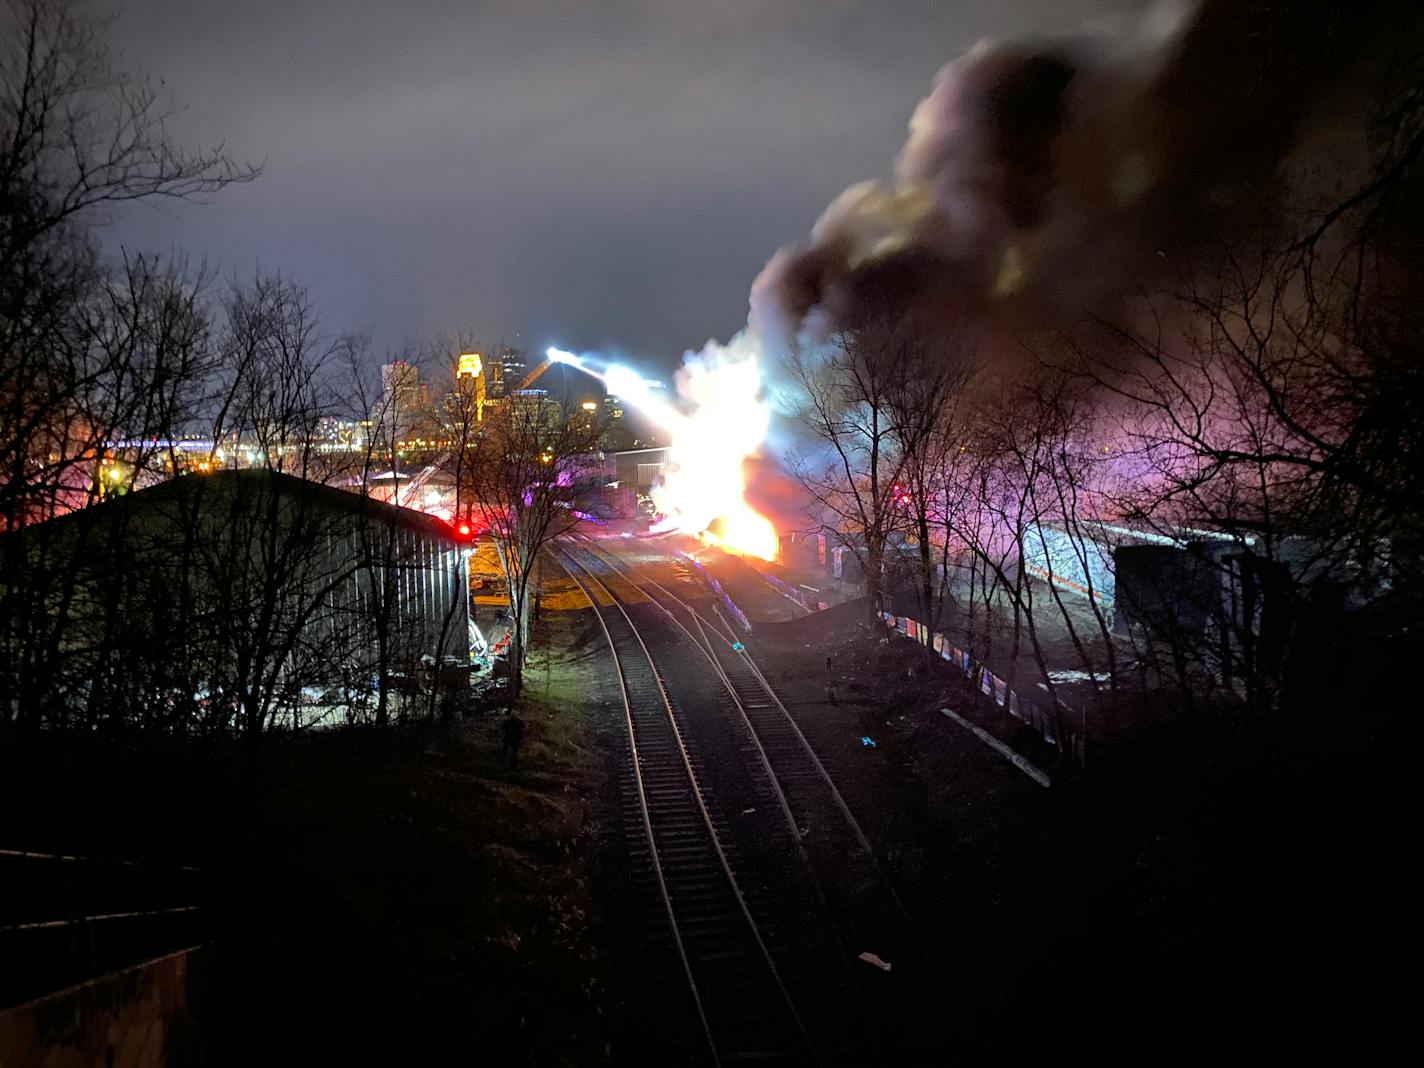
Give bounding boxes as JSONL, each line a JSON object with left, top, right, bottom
{"left": 380, "top": 361, "right": 421, "bottom": 414}
{"left": 488, "top": 347, "right": 526, "bottom": 399}
{"left": 379, "top": 361, "right": 423, "bottom": 438}
{"left": 455, "top": 352, "right": 482, "bottom": 381}
{"left": 482, "top": 358, "right": 504, "bottom": 400}
{"left": 506, "top": 388, "right": 559, "bottom": 430}
{"left": 601, "top": 393, "right": 636, "bottom": 449}
{"left": 573, "top": 399, "right": 600, "bottom": 438}
{"left": 452, "top": 352, "right": 488, "bottom": 424}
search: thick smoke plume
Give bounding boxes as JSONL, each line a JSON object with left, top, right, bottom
{"left": 649, "top": 0, "right": 1412, "bottom": 555}
{"left": 749, "top": 0, "right": 1393, "bottom": 351}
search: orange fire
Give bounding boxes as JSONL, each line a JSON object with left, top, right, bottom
{"left": 697, "top": 508, "right": 778, "bottom": 561}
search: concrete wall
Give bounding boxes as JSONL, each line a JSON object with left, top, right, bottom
{"left": 0, "top": 945, "right": 207, "bottom": 1068}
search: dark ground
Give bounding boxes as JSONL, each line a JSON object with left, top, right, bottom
{"left": 0, "top": 600, "right": 620, "bottom": 1066}
{"left": 721, "top": 564, "right": 1419, "bottom": 1060}
{"left": 5, "top": 549, "right": 1418, "bottom": 1062}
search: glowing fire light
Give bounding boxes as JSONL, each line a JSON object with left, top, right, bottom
{"left": 652, "top": 335, "right": 777, "bottom": 560}
{"left": 548, "top": 339, "right": 778, "bottom": 559}
{"left": 696, "top": 510, "right": 778, "bottom": 560}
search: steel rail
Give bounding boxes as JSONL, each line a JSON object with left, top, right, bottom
{"left": 573, "top": 545, "right": 878, "bottom": 1033}
{"left": 568, "top": 539, "right": 804, "bottom": 842}
{"left": 1, "top": 905, "right": 204, "bottom": 935}
{"left": 555, "top": 555, "right": 720, "bottom": 1065}
{"left": 558, "top": 548, "right": 820, "bottom": 1065}
{"left": 0, "top": 848, "right": 201, "bottom": 871}
{"left": 579, "top": 537, "right": 881, "bottom": 858}
{"left": 585, "top": 536, "right": 931, "bottom": 967}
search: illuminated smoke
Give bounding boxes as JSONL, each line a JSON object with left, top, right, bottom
{"left": 602, "top": 363, "right": 683, "bottom": 430}
{"left": 750, "top": 0, "right": 1376, "bottom": 347}
{"left": 587, "top": 2, "right": 1382, "bottom": 560}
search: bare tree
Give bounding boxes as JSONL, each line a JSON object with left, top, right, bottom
{"left": 461, "top": 387, "right": 599, "bottom": 699}
{"left": 785, "top": 318, "right": 908, "bottom": 622}
{"left": 338, "top": 334, "right": 473, "bottom": 726}
{"left": 165, "top": 272, "right": 352, "bottom": 740}
{"left": 0, "top": 254, "right": 220, "bottom": 726}
{"left": 786, "top": 309, "right": 968, "bottom": 622}
{"left": 935, "top": 383, "right": 1071, "bottom": 736}
{"left": 1072, "top": 232, "right": 1411, "bottom": 711}
{"left": 420, "top": 331, "right": 485, "bottom": 719}
{"left": 888, "top": 333, "right": 978, "bottom": 634}
{"left": 0, "top": 0, "right": 255, "bottom": 728}
{"left": 0, "top": 0, "right": 257, "bottom": 526}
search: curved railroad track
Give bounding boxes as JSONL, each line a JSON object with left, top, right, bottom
{"left": 566, "top": 535, "right": 944, "bottom": 1062}
{"left": 558, "top": 546, "right": 828, "bottom": 1066}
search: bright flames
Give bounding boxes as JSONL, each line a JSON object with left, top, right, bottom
{"left": 563, "top": 336, "right": 777, "bottom": 559}
{"left": 696, "top": 510, "right": 778, "bottom": 559}
{"left": 652, "top": 335, "right": 777, "bottom": 560}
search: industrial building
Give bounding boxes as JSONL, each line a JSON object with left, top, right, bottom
{"left": 0, "top": 470, "right": 472, "bottom": 730}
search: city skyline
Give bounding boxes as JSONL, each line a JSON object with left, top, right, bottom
{"left": 101, "top": 0, "right": 1147, "bottom": 370}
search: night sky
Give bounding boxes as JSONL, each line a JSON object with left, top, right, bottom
{"left": 103, "top": 0, "right": 1145, "bottom": 372}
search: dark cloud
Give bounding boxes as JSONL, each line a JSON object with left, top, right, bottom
{"left": 101, "top": 0, "right": 1148, "bottom": 370}
{"left": 749, "top": 0, "right": 1401, "bottom": 352}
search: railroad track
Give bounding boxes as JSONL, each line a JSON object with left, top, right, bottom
{"left": 558, "top": 546, "right": 828, "bottom": 1066}
{"left": 569, "top": 536, "right": 943, "bottom": 1060}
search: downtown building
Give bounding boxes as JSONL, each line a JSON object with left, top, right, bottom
{"left": 378, "top": 360, "right": 430, "bottom": 443}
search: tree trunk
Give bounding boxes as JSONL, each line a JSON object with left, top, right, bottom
{"left": 917, "top": 512, "right": 935, "bottom": 632}
{"left": 864, "top": 538, "right": 885, "bottom": 623}
{"left": 375, "top": 676, "right": 389, "bottom": 727}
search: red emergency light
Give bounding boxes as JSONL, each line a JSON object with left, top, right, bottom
{"left": 445, "top": 516, "right": 476, "bottom": 542}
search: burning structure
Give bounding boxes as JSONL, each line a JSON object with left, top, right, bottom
{"left": 534, "top": 344, "right": 780, "bottom": 559}
{"left": 602, "top": 0, "right": 1424, "bottom": 719}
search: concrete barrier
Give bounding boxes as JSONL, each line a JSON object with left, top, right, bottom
{"left": 881, "top": 611, "right": 1070, "bottom": 751}
{"left": 0, "top": 944, "right": 208, "bottom": 1068}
